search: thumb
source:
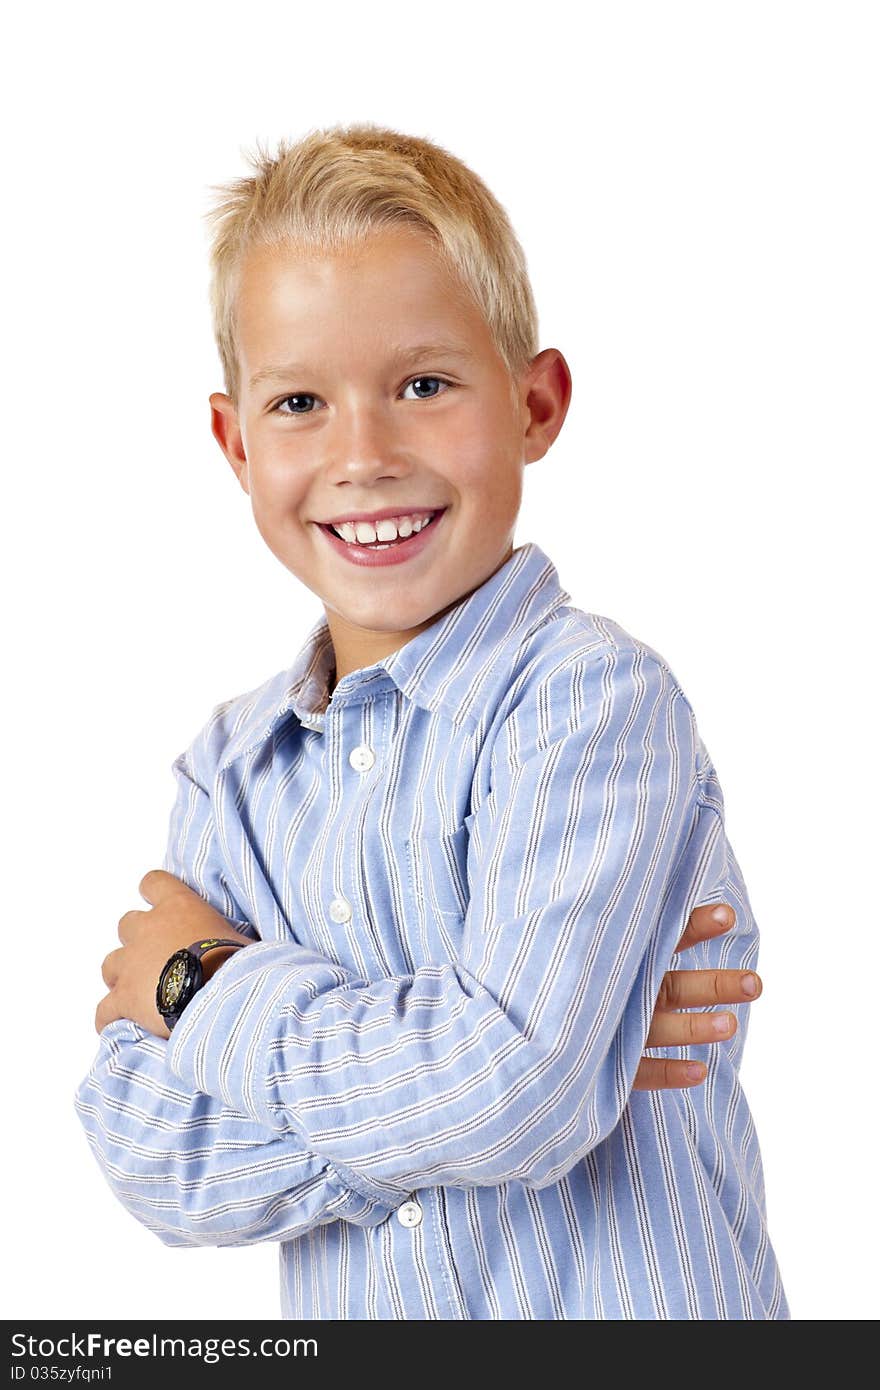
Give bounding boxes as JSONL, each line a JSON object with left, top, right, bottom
{"left": 138, "top": 868, "right": 197, "bottom": 906}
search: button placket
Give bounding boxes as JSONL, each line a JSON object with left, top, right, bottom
{"left": 336, "top": 741, "right": 375, "bottom": 940}
{"left": 326, "top": 727, "right": 374, "bottom": 935}
{"left": 325, "top": 696, "right": 394, "bottom": 979}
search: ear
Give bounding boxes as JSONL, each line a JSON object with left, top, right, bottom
{"left": 209, "top": 392, "right": 250, "bottom": 496}
{"left": 519, "top": 349, "right": 573, "bottom": 465}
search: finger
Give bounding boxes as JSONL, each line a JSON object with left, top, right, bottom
{"left": 101, "top": 949, "right": 123, "bottom": 988}
{"left": 673, "top": 902, "right": 736, "bottom": 953}
{"left": 658, "top": 968, "right": 762, "bottom": 1011}
{"left": 138, "top": 868, "right": 193, "bottom": 906}
{"left": 117, "top": 909, "right": 146, "bottom": 943}
{"left": 94, "top": 994, "right": 118, "bottom": 1033}
{"left": 645, "top": 1008, "right": 737, "bottom": 1049}
{"left": 632, "top": 1057, "right": 707, "bottom": 1091}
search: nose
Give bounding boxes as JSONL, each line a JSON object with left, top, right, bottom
{"left": 325, "top": 400, "right": 407, "bottom": 484}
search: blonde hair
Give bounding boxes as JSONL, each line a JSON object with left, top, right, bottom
{"left": 203, "top": 121, "right": 539, "bottom": 410}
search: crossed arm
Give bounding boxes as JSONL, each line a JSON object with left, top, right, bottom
{"left": 79, "top": 885, "right": 755, "bottom": 1247}
{"left": 95, "top": 869, "right": 758, "bottom": 1086}
{"left": 77, "top": 651, "right": 763, "bottom": 1246}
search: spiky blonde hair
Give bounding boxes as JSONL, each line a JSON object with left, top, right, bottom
{"left": 204, "top": 121, "right": 539, "bottom": 410}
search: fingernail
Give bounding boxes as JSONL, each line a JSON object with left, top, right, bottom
{"left": 711, "top": 906, "right": 731, "bottom": 926}
{"left": 686, "top": 1063, "right": 706, "bottom": 1081}
{"left": 741, "top": 973, "right": 758, "bottom": 996}
{"left": 712, "top": 1013, "right": 731, "bottom": 1033}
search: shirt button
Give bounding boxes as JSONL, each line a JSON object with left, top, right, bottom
{"left": 349, "top": 744, "right": 376, "bottom": 772}
{"left": 329, "top": 897, "right": 352, "bottom": 924}
{"left": 396, "top": 1200, "right": 423, "bottom": 1228}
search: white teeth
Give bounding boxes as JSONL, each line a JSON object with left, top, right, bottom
{"left": 334, "top": 512, "right": 436, "bottom": 544}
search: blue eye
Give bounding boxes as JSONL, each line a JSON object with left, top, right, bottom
{"left": 270, "top": 376, "right": 453, "bottom": 417}
{"left": 401, "top": 376, "right": 451, "bottom": 401}
{"left": 274, "top": 393, "right": 317, "bottom": 416}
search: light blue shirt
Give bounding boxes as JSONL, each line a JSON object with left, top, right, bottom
{"left": 75, "top": 541, "right": 789, "bottom": 1319}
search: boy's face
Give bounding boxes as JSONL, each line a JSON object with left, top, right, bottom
{"left": 210, "top": 225, "right": 569, "bottom": 682}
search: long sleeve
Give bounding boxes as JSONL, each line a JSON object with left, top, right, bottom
{"left": 73, "top": 741, "right": 398, "bottom": 1247}
{"left": 167, "top": 645, "right": 706, "bottom": 1202}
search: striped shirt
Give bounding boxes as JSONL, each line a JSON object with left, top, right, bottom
{"left": 75, "top": 540, "right": 789, "bottom": 1320}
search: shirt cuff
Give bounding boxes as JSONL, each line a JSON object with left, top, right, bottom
{"left": 165, "top": 939, "right": 403, "bottom": 1212}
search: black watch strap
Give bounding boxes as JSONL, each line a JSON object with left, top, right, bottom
{"left": 188, "top": 936, "right": 249, "bottom": 962}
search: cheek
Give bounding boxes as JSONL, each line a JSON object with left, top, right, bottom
{"left": 452, "top": 438, "right": 522, "bottom": 519}
{"left": 447, "top": 412, "right": 495, "bottom": 468}
{"left": 445, "top": 399, "right": 520, "bottom": 481}
{"left": 248, "top": 455, "right": 304, "bottom": 519}
{"left": 247, "top": 483, "right": 309, "bottom": 561}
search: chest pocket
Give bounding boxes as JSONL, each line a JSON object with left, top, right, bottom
{"left": 404, "top": 822, "right": 471, "bottom": 931}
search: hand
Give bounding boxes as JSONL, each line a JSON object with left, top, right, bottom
{"left": 95, "top": 869, "right": 253, "bottom": 1039}
{"left": 632, "top": 903, "right": 762, "bottom": 1091}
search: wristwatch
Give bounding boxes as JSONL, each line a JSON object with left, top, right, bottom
{"left": 156, "top": 937, "right": 248, "bottom": 1031}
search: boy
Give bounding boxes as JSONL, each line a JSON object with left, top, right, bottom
{"left": 76, "top": 123, "right": 788, "bottom": 1319}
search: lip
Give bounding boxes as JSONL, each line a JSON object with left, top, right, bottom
{"left": 316, "top": 508, "right": 447, "bottom": 568}
{"left": 320, "top": 505, "right": 442, "bottom": 526}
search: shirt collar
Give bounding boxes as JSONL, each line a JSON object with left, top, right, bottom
{"left": 218, "top": 541, "right": 572, "bottom": 770}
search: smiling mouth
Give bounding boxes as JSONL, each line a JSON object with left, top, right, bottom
{"left": 318, "top": 509, "right": 445, "bottom": 549}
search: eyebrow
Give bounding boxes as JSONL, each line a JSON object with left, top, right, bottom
{"left": 249, "top": 341, "right": 476, "bottom": 390}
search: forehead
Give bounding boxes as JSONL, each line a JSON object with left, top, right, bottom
{"left": 235, "top": 226, "right": 498, "bottom": 381}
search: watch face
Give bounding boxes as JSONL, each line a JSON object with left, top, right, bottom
{"left": 157, "top": 949, "right": 202, "bottom": 1020}
{"left": 159, "top": 955, "right": 189, "bottom": 1011}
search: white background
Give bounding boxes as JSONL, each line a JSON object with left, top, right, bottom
{"left": 3, "top": 0, "right": 877, "bottom": 1322}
